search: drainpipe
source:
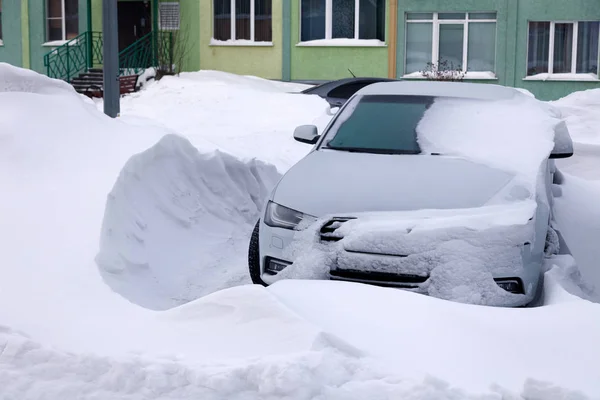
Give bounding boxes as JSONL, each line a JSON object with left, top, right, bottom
{"left": 86, "top": 0, "right": 93, "bottom": 69}
{"left": 152, "top": 0, "right": 159, "bottom": 67}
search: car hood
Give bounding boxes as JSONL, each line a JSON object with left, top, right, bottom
{"left": 272, "top": 150, "right": 524, "bottom": 217}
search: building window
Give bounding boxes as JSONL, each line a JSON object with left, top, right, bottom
{"left": 213, "top": 0, "right": 272, "bottom": 42}
{"left": 405, "top": 12, "right": 497, "bottom": 75}
{"left": 300, "top": 0, "right": 386, "bottom": 42}
{"left": 46, "top": 0, "right": 79, "bottom": 42}
{"left": 527, "top": 21, "right": 600, "bottom": 77}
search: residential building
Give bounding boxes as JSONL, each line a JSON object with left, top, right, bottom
{"left": 0, "top": 0, "right": 598, "bottom": 100}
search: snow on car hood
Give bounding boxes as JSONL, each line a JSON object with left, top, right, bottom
{"left": 278, "top": 201, "right": 538, "bottom": 307}
{"left": 272, "top": 150, "right": 529, "bottom": 217}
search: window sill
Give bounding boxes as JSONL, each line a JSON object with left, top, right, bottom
{"left": 210, "top": 39, "right": 273, "bottom": 47}
{"left": 402, "top": 71, "right": 498, "bottom": 80}
{"left": 523, "top": 73, "right": 599, "bottom": 82}
{"left": 42, "top": 40, "right": 71, "bottom": 47}
{"left": 296, "top": 39, "right": 386, "bottom": 48}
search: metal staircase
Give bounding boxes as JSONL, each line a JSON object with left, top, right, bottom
{"left": 43, "top": 30, "right": 174, "bottom": 97}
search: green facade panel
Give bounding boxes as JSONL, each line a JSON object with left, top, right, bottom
{"left": 0, "top": 0, "right": 23, "bottom": 67}
{"left": 289, "top": 0, "right": 389, "bottom": 80}
{"left": 514, "top": 0, "right": 600, "bottom": 100}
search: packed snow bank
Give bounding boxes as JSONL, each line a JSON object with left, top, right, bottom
{"left": 417, "top": 94, "right": 559, "bottom": 185}
{"left": 96, "top": 134, "right": 281, "bottom": 310}
{"left": 551, "top": 88, "right": 600, "bottom": 146}
{"left": 553, "top": 175, "right": 600, "bottom": 300}
{"left": 269, "top": 275, "right": 600, "bottom": 398}
{"left": 0, "top": 62, "right": 76, "bottom": 95}
{"left": 1, "top": 64, "right": 599, "bottom": 400}
{"left": 112, "top": 70, "right": 332, "bottom": 172}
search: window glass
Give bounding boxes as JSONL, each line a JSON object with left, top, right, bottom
{"left": 235, "top": 0, "right": 251, "bottom": 39}
{"left": 301, "top": 0, "right": 326, "bottom": 41}
{"left": 527, "top": 22, "right": 550, "bottom": 75}
{"left": 469, "top": 12, "right": 496, "bottom": 20}
{"left": 325, "top": 95, "right": 431, "bottom": 154}
{"left": 407, "top": 13, "right": 433, "bottom": 20}
{"left": 213, "top": 0, "right": 231, "bottom": 40}
{"left": 405, "top": 23, "right": 433, "bottom": 73}
{"left": 254, "top": 0, "right": 272, "bottom": 41}
{"left": 439, "top": 24, "right": 464, "bottom": 68}
{"left": 438, "top": 12, "right": 465, "bottom": 20}
{"left": 576, "top": 21, "right": 599, "bottom": 73}
{"left": 332, "top": 0, "right": 354, "bottom": 39}
{"left": 359, "top": 0, "right": 385, "bottom": 40}
{"left": 553, "top": 23, "right": 573, "bottom": 73}
{"left": 65, "top": 0, "right": 79, "bottom": 40}
{"left": 468, "top": 22, "right": 496, "bottom": 71}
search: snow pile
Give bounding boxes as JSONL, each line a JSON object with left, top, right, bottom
{"left": 417, "top": 94, "right": 559, "bottom": 184}
{"left": 113, "top": 70, "right": 332, "bottom": 172}
{"left": 0, "top": 62, "right": 77, "bottom": 95}
{"left": 551, "top": 88, "right": 600, "bottom": 146}
{"left": 96, "top": 134, "right": 281, "bottom": 310}
{"left": 280, "top": 203, "right": 538, "bottom": 307}
{"left": 1, "top": 64, "right": 600, "bottom": 399}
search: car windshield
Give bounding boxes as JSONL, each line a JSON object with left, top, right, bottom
{"left": 321, "top": 94, "right": 436, "bottom": 154}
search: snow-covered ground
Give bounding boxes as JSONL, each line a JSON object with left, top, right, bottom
{"left": 1, "top": 63, "right": 599, "bottom": 399}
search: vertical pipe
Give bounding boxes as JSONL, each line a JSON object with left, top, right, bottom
{"left": 103, "top": 0, "right": 120, "bottom": 117}
{"left": 387, "top": 0, "right": 398, "bottom": 78}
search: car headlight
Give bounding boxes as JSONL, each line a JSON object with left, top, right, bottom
{"left": 264, "top": 201, "right": 315, "bottom": 230}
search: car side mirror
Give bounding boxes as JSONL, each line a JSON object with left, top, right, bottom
{"left": 293, "top": 125, "right": 320, "bottom": 145}
{"left": 550, "top": 121, "right": 574, "bottom": 159}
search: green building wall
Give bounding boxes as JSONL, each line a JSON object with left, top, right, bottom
{"left": 28, "top": 0, "right": 91, "bottom": 74}
{"left": 514, "top": 0, "right": 600, "bottom": 100}
{"left": 0, "top": 0, "right": 23, "bottom": 67}
{"left": 198, "top": 0, "right": 282, "bottom": 79}
{"left": 288, "top": 0, "right": 389, "bottom": 81}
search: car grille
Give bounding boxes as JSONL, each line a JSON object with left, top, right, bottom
{"left": 330, "top": 268, "right": 428, "bottom": 289}
{"left": 319, "top": 218, "right": 354, "bottom": 242}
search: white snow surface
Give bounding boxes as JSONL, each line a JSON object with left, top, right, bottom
{"left": 417, "top": 95, "right": 559, "bottom": 186}
{"left": 1, "top": 63, "right": 600, "bottom": 399}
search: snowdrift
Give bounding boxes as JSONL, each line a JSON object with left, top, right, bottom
{"left": 1, "top": 64, "right": 599, "bottom": 399}
{"left": 96, "top": 134, "right": 281, "bottom": 310}
{"left": 113, "top": 70, "right": 332, "bottom": 172}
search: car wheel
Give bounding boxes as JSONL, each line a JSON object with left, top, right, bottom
{"left": 248, "top": 220, "right": 268, "bottom": 286}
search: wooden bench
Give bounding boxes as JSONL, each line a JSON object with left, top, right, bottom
{"left": 82, "top": 75, "right": 139, "bottom": 99}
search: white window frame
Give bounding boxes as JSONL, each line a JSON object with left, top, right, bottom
{"left": 213, "top": 0, "right": 272, "bottom": 43}
{"left": 405, "top": 12, "right": 497, "bottom": 73}
{"left": 299, "top": 0, "right": 385, "bottom": 42}
{"left": 526, "top": 21, "right": 600, "bottom": 77}
{"left": 46, "top": 0, "right": 68, "bottom": 42}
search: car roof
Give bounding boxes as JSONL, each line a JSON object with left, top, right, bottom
{"left": 356, "top": 80, "right": 523, "bottom": 100}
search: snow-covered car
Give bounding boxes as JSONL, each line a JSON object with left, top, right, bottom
{"left": 248, "top": 81, "right": 573, "bottom": 307}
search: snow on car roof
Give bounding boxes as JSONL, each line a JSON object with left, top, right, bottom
{"left": 356, "top": 80, "right": 522, "bottom": 100}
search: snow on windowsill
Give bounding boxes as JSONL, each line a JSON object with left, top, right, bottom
{"left": 210, "top": 39, "right": 273, "bottom": 47}
{"left": 402, "top": 71, "right": 498, "bottom": 80}
{"left": 296, "top": 39, "right": 386, "bottom": 47}
{"left": 523, "top": 73, "right": 599, "bottom": 82}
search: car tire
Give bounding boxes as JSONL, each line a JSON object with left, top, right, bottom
{"left": 248, "top": 220, "right": 268, "bottom": 286}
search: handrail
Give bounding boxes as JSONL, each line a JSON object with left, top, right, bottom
{"left": 43, "top": 30, "right": 173, "bottom": 81}
{"left": 43, "top": 31, "right": 103, "bottom": 81}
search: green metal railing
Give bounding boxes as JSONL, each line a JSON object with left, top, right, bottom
{"left": 44, "top": 30, "right": 174, "bottom": 82}
{"left": 43, "top": 31, "right": 103, "bottom": 82}
{"left": 119, "top": 31, "right": 174, "bottom": 76}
